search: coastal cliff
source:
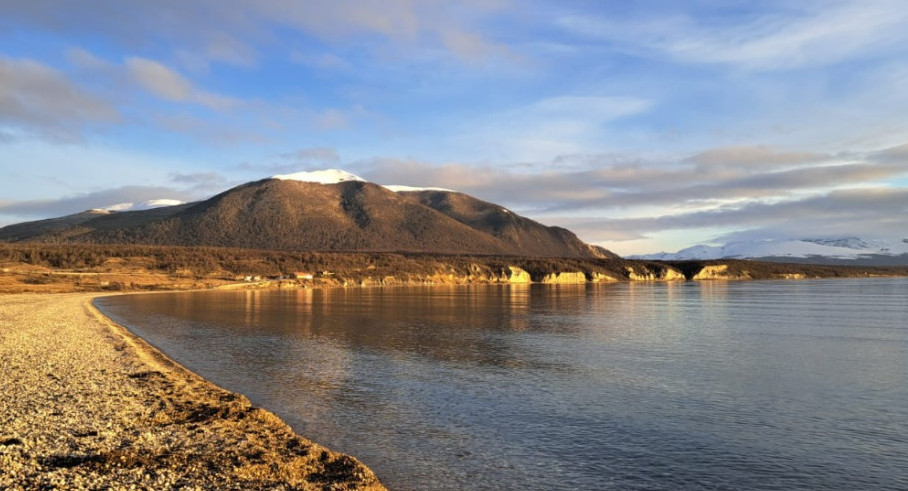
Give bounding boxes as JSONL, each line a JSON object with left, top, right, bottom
{"left": 2, "top": 243, "right": 906, "bottom": 294}
{"left": 692, "top": 264, "right": 742, "bottom": 280}
{"left": 339, "top": 260, "right": 896, "bottom": 287}
{"left": 313, "top": 264, "right": 681, "bottom": 288}
{"left": 625, "top": 265, "right": 686, "bottom": 281}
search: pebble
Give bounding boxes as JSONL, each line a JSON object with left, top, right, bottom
{"left": 0, "top": 293, "right": 384, "bottom": 490}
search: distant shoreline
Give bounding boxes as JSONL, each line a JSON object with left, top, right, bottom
{"left": 2, "top": 243, "right": 907, "bottom": 295}
{"left": 0, "top": 292, "right": 385, "bottom": 490}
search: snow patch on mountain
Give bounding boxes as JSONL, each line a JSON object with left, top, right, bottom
{"left": 270, "top": 169, "right": 465, "bottom": 195}
{"left": 631, "top": 237, "right": 908, "bottom": 260}
{"left": 272, "top": 169, "right": 366, "bottom": 184}
{"left": 144, "top": 199, "right": 184, "bottom": 208}
{"left": 383, "top": 185, "right": 456, "bottom": 193}
{"left": 100, "top": 203, "right": 134, "bottom": 212}
{"left": 100, "top": 199, "right": 185, "bottom": 212}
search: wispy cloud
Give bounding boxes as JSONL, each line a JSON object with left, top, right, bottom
{"left": 279, "top": 147, "right": 341, "bottom": 165}
{"left": 1, "top": 0, "right": 512, "bottom": 66}
{"left": 167, "top": 171, "right": 230, "bottom": 194}
{"left": 251, "top": 0, "right": 512, "bottom": 62}
{"left": 231, "top": 146, "right": 343, "bottom": 176}
{"left": 566, "top": 187, "right": 908, "bottom": 243}
{"left": 126, "top": 57, "right": 238, "bottom": 110}
{"left": 665, "top": 1, "right": 908, "bottom": 69}
{"left": 686, "top": 145, "right": 830, "bottom": 170}
{"left": 359, "top": 144, "right": 903, "bottom": 212}
{"left": 557, "top": 1, "right": 908, "bottom": 70}
{"left": 0, "top": 186, "right": 195, "bottom": 219}
{"left": 453, "top": 95, "right": 654, "bottom": 162}
{"left": 0, "top": 56, "right": 119, "bottom": 142}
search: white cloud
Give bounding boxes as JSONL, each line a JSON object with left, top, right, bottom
{"left": 686, "top": 145, "right": 829, "bottom": 170}
{"left": 0, "top": 186, "right": 195, "bottom": 219}
{"left": 559, "top": 1, "right": 908, "bottom": 70}
{"left": 126, "top": 57, "right": 237, "bottom": 110}
{"left": 253, "top": 0, "right": 511, "bottom": 61}
{"left": 65, "top": 47, "right": 110, "bottom": 71}
{"left": 0, "top": 56, "right": 119, "bottom": 142}
{"left": 456, "top": 95, "right": 654, "bottom": 162}
{"left": 1, "top": 0, "right": 513, "bottom": 66}
{"left": 126, "top": 58, "right": 192, "bottom": 100}
{"left": 572, "top": 186, "right": 908, "bottom": 240}
{"left": 668, "top": 1, "right": 908, "bottom": 69}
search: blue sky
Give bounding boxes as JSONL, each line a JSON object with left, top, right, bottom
{"left": 1, "top": 0, "right": 906, "bottom": 255}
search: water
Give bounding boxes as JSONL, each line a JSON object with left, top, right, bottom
{"left": 95, "top": 278, "right": 908, "bottom": 490}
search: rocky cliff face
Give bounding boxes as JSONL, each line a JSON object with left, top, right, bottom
{"left": 624, "top": 265, "right": 686, "bottom": 281}
{"left": 315, "top": 263, "right": 688, "bottom": 287}
{"left": 683, "top": 263, "right": 819, "bottom": 281}
{"left": 507, "top": 266, "right": 532, "bottom": 284}
{"left": 692, "top": 264, "right": 740, "bottom": 280}
{"left": 590, "top": 272, "right": 620, "bottom": 282}
{"left": 540, "top": 272, "right": 587, "bottom": 284}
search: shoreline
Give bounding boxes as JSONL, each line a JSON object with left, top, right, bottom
{"left": 4, "top": 243, "right": 907, "bottom": 296}
{"left": 0, "top": 292, "right": 385, "bottom": 490}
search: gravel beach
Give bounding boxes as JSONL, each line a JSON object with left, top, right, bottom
{"left": 0, "top": 293, "right": 385, "bottom": 490}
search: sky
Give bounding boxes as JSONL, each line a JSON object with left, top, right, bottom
{"left": 1, "top": 0, "right": 907, "bottom": 255}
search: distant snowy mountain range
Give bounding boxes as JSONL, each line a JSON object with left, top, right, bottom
{"left": 631, "top": 237, "right": 908, "bottom": 265}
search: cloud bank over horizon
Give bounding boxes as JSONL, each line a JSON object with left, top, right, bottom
{"left": 1, "top": 1, "right": 906, "bottom": 255}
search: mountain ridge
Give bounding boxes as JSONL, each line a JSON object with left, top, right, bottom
{"left": 0, "top": 174, "right": 616, "bottom": 259}
{"left": 631, "top": 237, "right": 908, "bottom": 265}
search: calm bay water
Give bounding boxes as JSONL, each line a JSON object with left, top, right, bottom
{"left": 96, "top": 278, "right": 908, "bottom": 490}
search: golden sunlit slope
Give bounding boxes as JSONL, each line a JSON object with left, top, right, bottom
{"left": 0, "top": 179, "right": 614, "bottom": 258}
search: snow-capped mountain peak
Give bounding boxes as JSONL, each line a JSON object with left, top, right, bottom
{"left": 272, "top": 169, "right": 366, "bottom": 184}
{"left": 271, "top": 169, "right": 462, "bottom": 193}
{"left": 630, "top": 237, "right": 908, "bottom": 262}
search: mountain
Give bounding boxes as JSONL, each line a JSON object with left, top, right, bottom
{"left": 0, "top": 209, "right": 114, "bottom": 241}
{"left": 631, "top": 237, "right": 908, "bottom": 266}
{"left": 0, "top": 170, "right": 615, "bottom": 259}
{"left": 397, "top": 188, "right": 614, "bottom": 259}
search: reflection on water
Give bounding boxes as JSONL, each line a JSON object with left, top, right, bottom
{"left": 97, "top": 279, "right": 908, "bottom": 490}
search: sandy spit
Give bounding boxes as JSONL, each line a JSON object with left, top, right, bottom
{"left": 0, "top": 293, "right": 386, "bottom": 490}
